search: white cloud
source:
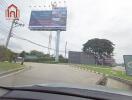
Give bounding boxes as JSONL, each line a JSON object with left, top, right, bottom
{"left": 1, "top": 0, "right": 132, "bottom": 63}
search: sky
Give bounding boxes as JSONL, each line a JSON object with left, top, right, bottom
{"left": 0, "top": 0, "right": 132, "bottom": 63}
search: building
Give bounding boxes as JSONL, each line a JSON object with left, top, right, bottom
{"left": 68, "top": 51, "right": 96, "bottom": 65}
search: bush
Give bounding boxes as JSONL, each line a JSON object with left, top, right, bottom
{"left": 0, "top": 46, "right": 17, "bottom": 62}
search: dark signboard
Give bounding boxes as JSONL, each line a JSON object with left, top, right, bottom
{"left": 123, "top": 55, "right": 132, "bottom": 76}
{"left": 29, "top": 7, "right": 67, "bottom": 31}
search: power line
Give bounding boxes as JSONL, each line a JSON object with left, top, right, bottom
{"left": 0, "top": 0, "right": 76, "bottom": 53}
{"left": 0, "top": 1, "right": 75, "bottom": 48}
{"left": 12, "top": 34, "right": 54, "bottom": 50}
{"left": 12, "top": 33, "right": 68, "bottom": 53}
{"left": 0, "top": 21, "right": 71, "bottom": 53}
{"left": 0, "top": 23, "right": 72, "bottom": 53}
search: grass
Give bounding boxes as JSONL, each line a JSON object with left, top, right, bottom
{"left": 76, "top": 64, "right": 132, "bottom": 81}
{"left": 0, "top": 62, "right": 23, "bottom": 72}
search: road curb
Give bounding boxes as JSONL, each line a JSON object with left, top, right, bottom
{"left": 71, "top": 65, "right": 105, "bottom": 85}
{"left": 107, "top": 76, "right": 132, "bottom": 86}
{"left": 0, "top": 67, "right": 25, "bottom": 77}
{"left": 71, "top": 65, "right": 132, "bottom": 87}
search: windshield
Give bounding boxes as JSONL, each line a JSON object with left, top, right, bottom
{"left": 0, "top": 0, "right": 132, "bottom": 95}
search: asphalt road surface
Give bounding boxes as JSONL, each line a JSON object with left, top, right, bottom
{"left": 0, "top": 63, "right": 102, "bottom": 87}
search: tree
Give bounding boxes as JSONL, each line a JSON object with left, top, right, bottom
{"left": 0, "top": 45, "right": 17, "bottom": 62}
{"left": 83, "top": 38, "right": 115, "bottom": 62}
{"left": 30, "top": 50, "right": 44, "bottom": 57}
{"left": 19, "top": 51, "right": 26, "bottom": 58}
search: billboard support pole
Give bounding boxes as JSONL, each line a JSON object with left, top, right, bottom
{"left": 55, "top": 30, "right": 60, "bottom": 62}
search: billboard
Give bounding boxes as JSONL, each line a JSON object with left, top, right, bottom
{"left": 29, "top": 7, "right": 67, "bottom": 31}
{"left": 123, "top": 55, "right": 132, "bottom": 76}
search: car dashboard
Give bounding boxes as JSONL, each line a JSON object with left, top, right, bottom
{"left": 0, "top": 85, "right": 132, "bottom": 100}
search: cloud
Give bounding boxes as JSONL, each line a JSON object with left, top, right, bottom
{"left": 1, "top": 0, "right": 132, "bottom": 63}
{"left": 8, "top": 40, "right": 23, "bottom": 53}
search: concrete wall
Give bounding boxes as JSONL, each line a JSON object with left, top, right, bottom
{"left": 80, "top": 53, "right": 95, "bottom": 64}
{"left": 68, "top": 51, "right": 95, "bottom": 65}
{"left": 68, "top": 51, "right": 81, "bottom": 64}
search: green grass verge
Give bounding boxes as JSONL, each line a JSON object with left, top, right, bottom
{"left": 0, "top": 62, "right": 23, "bottom": 72}
{"left": 77, "top": 65, "right": 132, "bottom": 81}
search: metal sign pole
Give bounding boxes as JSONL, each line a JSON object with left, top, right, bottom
{"left": 55, "top": 30, "right": 61, "bottom": 62}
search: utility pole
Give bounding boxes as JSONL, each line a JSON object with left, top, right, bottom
{"left": 5, "top": 19, "right": 24, "bottom": 49}
{"left": 5, "top": 19, "right": 15, "bottom": 49}
{"left": 65, "top": 41, "right": 67, "bottom": 58}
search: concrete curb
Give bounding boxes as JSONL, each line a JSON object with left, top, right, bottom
{"left": 0, "top": 67, "right": 25, "bottom": 77}
{"left": 72, "top": 65, "right": 105, "bottom": 85}
{"left": 72, "top": 65, "right": 132, "bottom": 86}
{"left": 86, "top": 68, "right": 132, "bottom": 86}
{"left": 83, "top": 69, "right": 132, "bottom": 86}
{"left": 107, "top": 76, "right": 132, "bottom": 86}
{"left": 82, "top": 68, "right": 132, "bottom": 86}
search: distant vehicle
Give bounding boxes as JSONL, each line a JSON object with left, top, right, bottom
{"left": 16, "top": 57, "right": 24, "bottom": 65}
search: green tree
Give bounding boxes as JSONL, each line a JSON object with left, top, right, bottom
{"left": 83, "top": 38, "right": 115, "bottom": 59}
{"left": 30, "top": 50, "right": 44, "bottom": 57}
{"left": 19, "top": 51, "right": 26, "bottom": 58}
{"left": 0, "top": 46, "right": 7, "bottom": 61}
{"left": 0, "top": 45, "right": 17, "bottom": 62}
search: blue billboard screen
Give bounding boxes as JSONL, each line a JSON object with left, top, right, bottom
{"left": 29, "top": 7, "right": 67, "bottom": 31}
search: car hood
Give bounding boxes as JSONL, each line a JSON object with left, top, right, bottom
{"left": 36, "top": 83, "right": 132, "bottom": 96}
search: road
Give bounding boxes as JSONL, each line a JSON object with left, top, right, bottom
{"left": 0, "top": 63, "right": 102, "bottom": 87}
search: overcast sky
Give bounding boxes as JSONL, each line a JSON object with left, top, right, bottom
{"left": 0, "top": 0, "right": 132, "bottom": 63}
